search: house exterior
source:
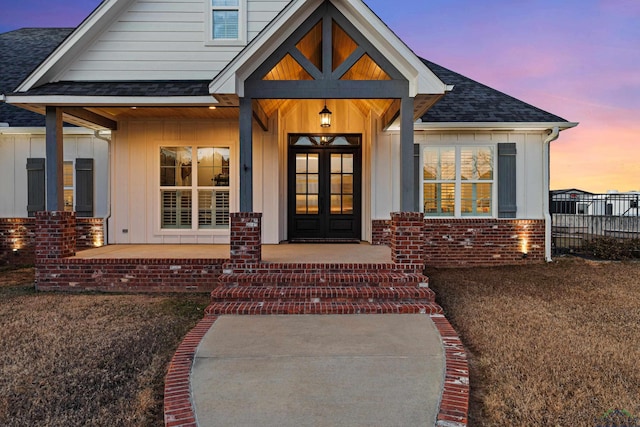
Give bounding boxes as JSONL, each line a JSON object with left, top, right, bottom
{"left": 2, "top": 0, "right": 576, "bottom": 273}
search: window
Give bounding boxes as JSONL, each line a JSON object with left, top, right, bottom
{"left": 160, "top": 146, "right": 230, "bottom": 230}
{"left": 422, "top": 146, "right": 494, "bottom": 217}
{"left": 209, "top": 0, "right": 244, "bottom": 43}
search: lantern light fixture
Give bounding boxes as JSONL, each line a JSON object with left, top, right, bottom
{"left": 319, "top": 100, "right": 332, "bottom": 128}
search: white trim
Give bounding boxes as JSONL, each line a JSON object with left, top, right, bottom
{"left": 5, "top": 95, "right": 217, "bottom": 106}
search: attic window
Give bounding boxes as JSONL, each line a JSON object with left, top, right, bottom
{"left": 208, "top": 0, "right": 246, "bottom": 44}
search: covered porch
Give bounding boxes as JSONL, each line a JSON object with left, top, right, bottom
{"left": 73, "top": 242, "right": 391, "bottom": 264}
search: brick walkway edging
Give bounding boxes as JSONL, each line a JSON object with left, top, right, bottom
{"left": 163, "top": 314, "right": 469, "bottom": 427}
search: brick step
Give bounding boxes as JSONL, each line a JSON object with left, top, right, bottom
{"left": 221, "top": 262, "right": 421, "bottom": 275}
{"left": 217, "top": 272, "right": 429, "bottom": 287}
{"left": 211, "top": 286, "right": 436, "bottom": 303}
{"left": 205, "top": 301, "right": 443, "bottom": 316}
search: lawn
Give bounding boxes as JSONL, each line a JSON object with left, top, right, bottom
{"left": 428, "top": 257, "right": 640, "bottom": 426}
{"left": 0, "top": 267, "right": 210, "bottom": 427}
{"left": 1, "top": 258, "right": 639, "bottom": 426}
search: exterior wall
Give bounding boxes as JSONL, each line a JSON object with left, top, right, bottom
{"left": 0, "top": 217, "right": 104, "bottom": 266}
{"left": 0, "top": 131, "right": 109, "bottom": 218}
{"left": 111, "top": 119, "right": 238, "bottom": 244}
{"left": 61, "top": 0, "right": 289, "bottom": 81}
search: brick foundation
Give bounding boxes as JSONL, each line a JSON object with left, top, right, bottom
{"left": 35, "top": 258, "right": 225, "bottom": 292}
{"left": 0, "top": 216, "right": 104, "bottom": 266}
{"left": 424, "top": 218, "right": 545, "bottom": 266}
{"left": 229, "top": 212, "right": 262, "bottom": 265}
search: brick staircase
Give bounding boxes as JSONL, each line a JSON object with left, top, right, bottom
{"left": 205, "top": 262, "right": 442, "bottom": 316}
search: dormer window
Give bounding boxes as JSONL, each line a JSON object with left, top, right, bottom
{"left": 208, "top": 0, "right": 246, "bottom": 45}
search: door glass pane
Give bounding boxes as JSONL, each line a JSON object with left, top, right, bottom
{"left": 296, "top": 154, "right": 307, "bottom": 173}
{"left": 296, "top": 195, "right": 307, "bottom": 214}
{"left": 342, "top": 154, "right": 353, "bottom": 173}
{"left": 342, "top": 174, "right": 353, "bottom": 194}
{"left": 307, "top": 174, "right": 319, "bottom": 194}
{"left": 308, "top": 154, "right": 319, "bottom": 173}
{"left": 296, "top": 174, "right": 307, "bottom": 193}
{"left": 331, "top": 155, "right": 341, "bottom": 173}
{"left": 330, "top": 195, "right": 341, "bottom": 214}
{"left": 331, "top": 174, "right": 341, "bottom": 193}
{"left": 342, "top": 195, "right": 353, "bottom": 214}
{"left": 307, "top": 195, "right": 319, "bottom": 214}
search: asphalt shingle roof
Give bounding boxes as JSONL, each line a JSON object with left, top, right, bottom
{"left": 1, "top": 28, "right": 569, "bottom": 126}
{"left": 22, "top": 81, "right": 211, "bottom": 97}
{"left": 421, "top": 58, "right": 568, "bottom": 123}
{"left": 0, "top": 28, "right": 73, "bottom": 127}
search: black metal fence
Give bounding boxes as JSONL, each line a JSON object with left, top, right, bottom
{"left": 551, "top": 193, "right": 640, "bottom": 252}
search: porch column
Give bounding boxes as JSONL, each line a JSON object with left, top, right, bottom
{"left": 400, "top": 96, "right": 415, "bottom": 212}
{"left": 239, "top": 97, "right": 253, "bottom": 212}
{"left": 229, "top": 212, "right": 262, "bottom": 264}
{"left": 35, "top": 211, "right": 76, "bottom": 262}
{"left": 45, "top": 106, "right": 64, "bottom": 211}
{"left": 390, "top": 212, "right": 425, "bottom": 271}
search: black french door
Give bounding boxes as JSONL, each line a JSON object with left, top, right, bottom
{"left": 288, "top": 134, "right": 361, "bottom": 242}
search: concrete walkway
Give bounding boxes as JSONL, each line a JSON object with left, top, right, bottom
{"left": 189, "top": 315, "right": 445, "bottom": 427}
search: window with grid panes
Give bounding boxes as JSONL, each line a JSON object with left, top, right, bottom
{"left": 422, "top": 146, "right": 494, "bottom": 217}
{"left": 160, "top": 146, "right": 230, "bottom": 229}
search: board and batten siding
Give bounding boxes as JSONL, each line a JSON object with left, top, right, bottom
{"left": 60, "top": 0, "right": 290, "bottom": 81}
{"left": 110, "top": 118, "right": 279, "bottom": 244}
{"left": 0, "top": 133, "right": 109, "bottom": 218}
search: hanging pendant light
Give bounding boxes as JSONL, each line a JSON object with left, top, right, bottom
{"left": 319, "top": 100, "right": 332, "bottom": 128}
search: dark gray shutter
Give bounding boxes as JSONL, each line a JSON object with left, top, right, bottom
{"left": 75, "top": 158, "right": 94, "bottom": 217}
{"left": 498, "top": 143, "right": 517, "bottom": 218}
{"left": 26, "top": 158, "right": 46, "bottom": 217}
{"left": 414, "top": 144, "right": 421, "bottom": 212}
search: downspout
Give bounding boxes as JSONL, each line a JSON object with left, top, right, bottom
{"left": 543, "top": 126, "right": 560, "bottom": 262}
{"left": 94, "top": 130, "right": 112, "bottom": 245}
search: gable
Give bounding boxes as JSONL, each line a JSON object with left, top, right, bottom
{"left": 210, "top": 0, "right": 448, "bottom": 99}
{"left": 17, "top": 0, "right": 290, "bottom": 89}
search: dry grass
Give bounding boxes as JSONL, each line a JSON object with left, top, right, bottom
{"left": 428, "top": 257, "right": 640, "bottom": 426}
{"left": 0, "top": 267, "right": 209, "bottom": 427}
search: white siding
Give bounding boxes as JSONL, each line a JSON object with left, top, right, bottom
{"left": 0, "top": 132, "right": 109, "bottom": 218}
{"left": 60, "top": 0, "right": 289, "bottom": 81}
{"left": 110, "top": 119, "right": 243, "bottom": 244}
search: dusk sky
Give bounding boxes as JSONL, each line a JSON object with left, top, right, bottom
{"left": 1, "top": 0, "right": 638, "bottom": 193}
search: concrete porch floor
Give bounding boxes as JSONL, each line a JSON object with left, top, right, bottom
{"left": 73, "top": 242, "right": 392, "bottom": 264}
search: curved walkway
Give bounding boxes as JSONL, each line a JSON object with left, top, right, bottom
{"left": 164, "top": 314, "right": 468, "bottom": 427}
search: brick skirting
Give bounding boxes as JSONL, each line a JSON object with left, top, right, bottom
{"left": 35, "top": 258, "right": 225, "bottom": 292}
{"left": 0, "top": 216, "right": 104, "bottom": 266}
{"left": 424, "top": 218, "right": 545, "bottom": 266}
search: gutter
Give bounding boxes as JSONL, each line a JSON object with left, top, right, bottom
{"left": 93, "top": 130, "right": 112, "bottom": 246}
{"left": 543, "top": 126, "right": 560, "bottom": 262}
